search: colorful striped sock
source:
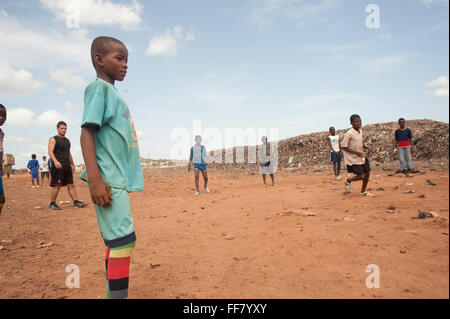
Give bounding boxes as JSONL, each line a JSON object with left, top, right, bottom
{"left": 105, "top": 241, "right": 135, "bottom": 299}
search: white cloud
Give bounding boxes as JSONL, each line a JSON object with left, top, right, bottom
{"left": 421, "top": 0, "right": 449, "bottom": 6}
{"left": 0, "top": 13, "right": 91, "bottom": 70}
{"left": 65, "top": 101, "right": 78, "bottom": 111}
{"left": 0, "top": 63, "right": 42, "bottom": 95}
{"left": 57, "top": 88, "right": 67, "bottom": 94}
{"left": 146, "top": 26, "right": 195, "bottom": 57}
{"left": 425, "top": 76, "right": 449, "bottom": 97}
{"left": 40, "top": 0, "right": 143, "bottom": 30}
{"left": 4, "top": 136, "right": 33, "bottom": 143}
{"left": 6, "top": 108, "right": 35, "bottom": 126}
{"left": 6, "top": 108, "right": 71, "bottom": 127}
{"left": 247, "top": 0, "right": 341, "bottom": 31}
{"left": 201, "top": 89, "right": 250, "bottom": 110}
{"left": 51, "top": 69, "right": 87, "bottom": 89}
{"left": 290, "top": 93, "right": 368, "bottom": 109}
{"left": 358, "top": 55, "right": 409, "bottom": 74}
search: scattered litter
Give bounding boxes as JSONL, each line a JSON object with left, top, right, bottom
{"left": 388, "top": 206, "right": 396, "bottom": 210}
{"left": 34, "top": 206, "right": 42, "bottom": 210}
{"left": 150, "top": 263, "right": 161, "bottom": 269}
{"left": 406, "top": 183, "right": 414, "bottom": 186}
{"left": 36, "top": 242, "right": 53, "bottom": 249}
{"left": 59, "top": 201, "right": 71, "bottom": 204}
{"left": 400, "top": 250, "right": 407, "bottom": 254}
{"left": 418, "top": 194, "right": 426, "bottom": 198}
{"left": 426, "top": 179, "right": 436, "bottom": 186}
{"left": 224, "top": 234, "right": 235, "bottom": 240}
{"left": 302, "top": 212, "right": 316, "bottom": 217}
{"left": 411, "top": 210, "right": 434, "bottom": 220}
{"left": 233, "top": 256, "right": 248, "bottom": 261}
{"left": 376, "top": 188, "right": 385, "bottom": 191}
{"left": 404, "top": 190, "right": 416, "bottom": 194}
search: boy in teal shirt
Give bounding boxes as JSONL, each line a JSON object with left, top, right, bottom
{"left": 80, "top": 36, "right": 143, "bottom": 299}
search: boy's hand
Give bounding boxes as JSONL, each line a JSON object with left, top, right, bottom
{"left": 89, "top": 177, "right": 113, "bottom": 207}
{"left": 357, "top": 151, "right": 365, "bottom": 158}
{"left": 54, "top": 161, "right": 62, "bottom": 169}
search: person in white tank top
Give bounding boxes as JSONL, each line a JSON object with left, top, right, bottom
{"left": 327, "top": 127, "right": 342, "bottom": 180}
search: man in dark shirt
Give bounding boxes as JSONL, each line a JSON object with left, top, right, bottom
{"left": 394, "top": 118, "right": 414, "bottom": 176}
{"left": 48, "top": 121, "right": 87, "bottom": 210}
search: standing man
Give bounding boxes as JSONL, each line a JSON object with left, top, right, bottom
{"left": 395, "top": 118, "right": 414, "bottom": 176}
{"left": 48, "top": 121, "right": 87, "bottom": 210}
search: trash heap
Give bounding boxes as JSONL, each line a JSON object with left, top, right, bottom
{"left": 207, "top": 119, "right": 449, "bottom": 171}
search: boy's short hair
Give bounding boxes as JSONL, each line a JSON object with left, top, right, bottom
{"left": 194, "top": 135, "right": 202, "bottom": 141}
{"left": 57, "top": 121, "right": 67, "bottom": 128}
{"left": 91, "top": 36, "right": 125, "bottom": 69}
{"left": 0, "top": 104, "right": 5, "bottom": 110}
{"left": 32, "top": 154, "right": 36, "bottom": 159}
{"left": 398, "top": 118, "right": 406, "bottom": 122}
{"left": 43, "top": 156, "right": 47, "bottom": 159}
{"left": 350, "top": 114, "right": 361, "bottom": 123}
{"left": 329, "top": 126, "right": 335, "bottom": 131}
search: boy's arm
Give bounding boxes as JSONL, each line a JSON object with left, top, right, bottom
{"left": 341, "top": 136, "right": 365, "bottom": 157}
{"left": 80, "top": 126, "right": 112, "bottom": 206}
{"left": 48, "top": 138, "right": 62, "bottom": 169}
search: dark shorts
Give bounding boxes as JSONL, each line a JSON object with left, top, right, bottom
{"left": 331, "top": 151, "right": 342, "bottom": 163}
{"left": 50, "top": 166, "right": 74, "bottom": 187}
{"left": 347, "top": 157, "right": 371, "bottom": 175}
{"left": 31, "top": 171, "right": 39, "bottom": 179}
{"left": 41, "top": 171, "right": 50, "bottom": 179}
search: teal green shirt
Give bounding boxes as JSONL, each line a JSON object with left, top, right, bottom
{"left": 80, "top": 78, "right": 144, "bottom": 192}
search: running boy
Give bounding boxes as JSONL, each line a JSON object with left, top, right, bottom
{"left": 188, "top": 135, "right": 209, "bottom": 196}
{"left": 327, "top": 127, "right": 342, "bottom": 180}
{"left": 395, "top": 118, "right": 414, "bottom": 176}
{"left": 27, "top": 154, "right": 40, "bottom": 188}
{"left": 0, "top": 104, "right": 6, "bottom": 215}
{"left": 80, "top": 36, "right": 144, "bottom": 299}
{"left": 40, "top": 156, "right": 50, "bottom": 185}
{"left": 341, "top": 114, "right": 374, "bottom": 196}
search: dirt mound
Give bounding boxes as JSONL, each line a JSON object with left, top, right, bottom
{"left": 207, "top": 119, "right": 449, "bottom": 171}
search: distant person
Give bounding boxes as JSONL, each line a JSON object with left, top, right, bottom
{"left": 341, "top": 114, "right": 374, "bottom": 196}
{"left": 80, "top": 36, "right": 144, "bottom": 299}
{"left": 327, "top": 127, "right": 342, "bottom": 180}
{"left": 40, "top": 156, "right": 50, "bottom": 185}
{"left": 258, "top": 136, "right": 276, "bottom": 187}
{"left": 0, "top": 104, "right": 6, "bottom": 215}
{"left": 395, "top": 118, "right": 414, "bottom": 176}
{"left": 188, "top": 135, "right": 209, "bottom": 195}
{"left": 48, "top": 121, "right": 87, "bottom": 210}
{"left": 27, "top": 154, "right": 40, "bottom": 188}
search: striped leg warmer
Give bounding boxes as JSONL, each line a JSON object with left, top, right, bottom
{"left": 105, "top": 241, "right": 135, "bottom": 299}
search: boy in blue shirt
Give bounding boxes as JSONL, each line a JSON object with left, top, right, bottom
{"left": 394, "top": 118, "right": 414, "bottom": 176}
{"left": 27, "top": 154, "right": 40, "bottom": 188}
{"left": 80, "top": 36, "right": 144, "bottom": 299}
{"left": 188, "top": 135, "right": 209, "bottom": 196}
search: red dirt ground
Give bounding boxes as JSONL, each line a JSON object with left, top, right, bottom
{"left": 0, "top": 163, "right": 448, "bottom": 299}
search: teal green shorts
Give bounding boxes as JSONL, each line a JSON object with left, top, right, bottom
{"left": 92, "top": 187, "right": 136, "bottom": 248}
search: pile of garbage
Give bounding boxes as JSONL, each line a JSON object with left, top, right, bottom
{"left": 141, "top": 158, "right": 185, "bottom": 169}
{"left": 207, "top": 119, "right": 449, "bottom": 171}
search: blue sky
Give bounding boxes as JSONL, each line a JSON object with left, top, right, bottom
{"left": 1, "top": 0, "right": 448, "bottom": 168}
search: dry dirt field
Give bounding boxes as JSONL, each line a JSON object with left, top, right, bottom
{"left": 0, "top": 163, "right": 448, "bottom": 299}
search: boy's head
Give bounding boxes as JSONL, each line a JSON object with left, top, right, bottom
{"left": 32, "top": 154, "right": 36, "bottom": 160}
{"left": 350, "top": 114, "right": 362, "bottom": 130}
{"left": 194, "top": 135, "right": 202, "bottom": 144}
{"left": 57, "top": 121, "right": 67, "bottom": 136}
{"left": 91, "top": 36, "right": 128, "bottom": 82}
{"left": 329, "top": 127, "right": 336, "bottom": 135}
{"left": 398, "top": 118, "right": 406, "bottom": 129}
{"left": 0, "top": 104, "right": 6, "bottom": 126}
{"left": 43, "top": 156, "right": 47, "bottom": 160}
